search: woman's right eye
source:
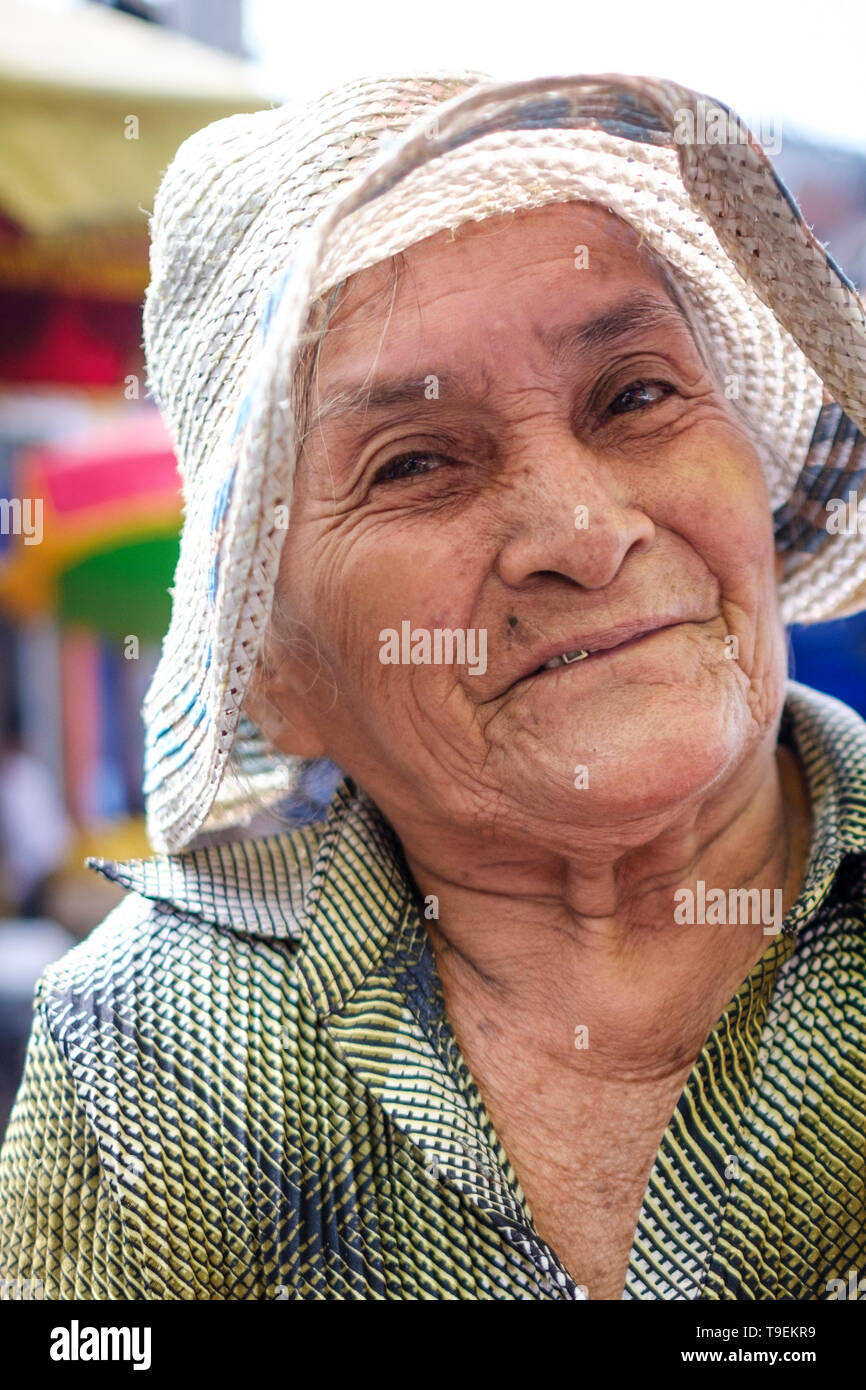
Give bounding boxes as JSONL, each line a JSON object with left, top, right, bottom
{"left": 373, "top": 451, "right": 452, "bottom": 483}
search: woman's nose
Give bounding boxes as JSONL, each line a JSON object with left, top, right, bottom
{"left": 493, "top": 432, "right": 656, "bottom": 591}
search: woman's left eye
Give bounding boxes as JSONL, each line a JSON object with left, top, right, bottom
{"left": 605, "top": 379, "right": 676, "bottom": 417}
{"left": 373, "top": 451, "right": 452, "bottom": 483}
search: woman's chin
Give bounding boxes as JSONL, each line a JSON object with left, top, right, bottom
{"left": 488, "top": 681, "right": 760, "bottom": 832}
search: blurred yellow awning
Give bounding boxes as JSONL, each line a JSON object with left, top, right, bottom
{"left": 0, "top": 224, "right": 150, "bottom": 298}
{"left": 0, "top": 0, "right": 269, "bottom": 239}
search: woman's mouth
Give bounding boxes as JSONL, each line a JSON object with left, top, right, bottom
{"left": 517, "top": 624, "right": 684, "bottom": 688}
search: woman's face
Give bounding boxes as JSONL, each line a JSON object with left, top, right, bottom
{"left": 255, "top": 201, "right": 788, "bottom": 851}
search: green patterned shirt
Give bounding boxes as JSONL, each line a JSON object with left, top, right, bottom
{"left": 1, "top": 679, "right": 865, "bottom": 1299}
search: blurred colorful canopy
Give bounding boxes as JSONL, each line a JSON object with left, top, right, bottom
{"left": 0, "top": 407, "right": 181, "bottom": 633}
{"left": 58, "top": 535, "right": 179, "bottom": 642}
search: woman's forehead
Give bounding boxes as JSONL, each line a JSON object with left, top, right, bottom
{"left": 337, "top": 202, "right": 645, "bottom": 302}
{"left": 318, "top": 201, "right": 667, "bottom": 357}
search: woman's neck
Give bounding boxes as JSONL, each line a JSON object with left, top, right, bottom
{"left": 401, "top": 742, "right": 812, "bottom": 1080}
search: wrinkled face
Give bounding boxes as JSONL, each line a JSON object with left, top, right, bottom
{"left": 252, "top": 201, "right": 788, "bottom": 851}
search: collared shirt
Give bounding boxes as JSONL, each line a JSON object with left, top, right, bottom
{"left": 1, "top": 679, "right": 865, "bottom": 1300}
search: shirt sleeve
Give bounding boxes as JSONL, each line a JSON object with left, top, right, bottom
{"left": 0, "top": 993, "right": 139, "bottom": 1300}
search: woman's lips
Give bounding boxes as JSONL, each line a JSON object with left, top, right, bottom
{"left": 512, "top": 622, "right": 683, "bottom": 689}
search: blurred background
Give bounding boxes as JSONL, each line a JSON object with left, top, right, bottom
{"left": 0, "top": 0, "right": 864, "bottom": 1139}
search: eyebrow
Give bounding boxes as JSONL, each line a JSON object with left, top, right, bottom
{"left": 540, "top": 291, "right": 690, "bottom": 366}
{"left": 308, "top": 291, "right": 691, "bottom": 432}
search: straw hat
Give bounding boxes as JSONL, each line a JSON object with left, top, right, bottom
{"left": 142, "top": 70, "right": 866, "bottom": 854}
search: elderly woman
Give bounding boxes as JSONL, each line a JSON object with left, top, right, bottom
{"left": 1, "top": 71, "right": 865, "bottom": 1303}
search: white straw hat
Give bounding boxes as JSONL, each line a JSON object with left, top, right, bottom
{"left": 142, "top": 70, "right": 866, "bottom": 853}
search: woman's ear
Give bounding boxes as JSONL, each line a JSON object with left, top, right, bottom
{"left": 243, "top": 628, "right": 328, "bottom": 759}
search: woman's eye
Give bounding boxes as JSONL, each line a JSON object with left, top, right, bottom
{"left": 605, "top": 380, "right": 675, "bottom": 417}
{"left": 373, "top": 451, "right": 451, "bottom": 483}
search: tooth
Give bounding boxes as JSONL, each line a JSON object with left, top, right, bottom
{"left": 542, "top": 648, "right": 590, "bottom": 670}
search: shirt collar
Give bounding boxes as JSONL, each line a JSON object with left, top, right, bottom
{"left": 777, "top": 679, "right": 866, "bottom": 931}
{"left": 88, "top": 776, "right": 415, "bottom": 1014}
